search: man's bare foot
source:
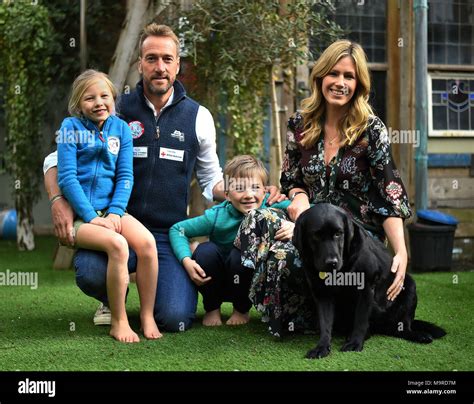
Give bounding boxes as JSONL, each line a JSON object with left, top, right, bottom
{"left": 226, "top": 310, "right": 250, "bottom": 325}
{"left": 110, "top": 320, "right": 140, "bottom": 343}
{"left": 141, "top": 316, "right": 162, "bottom": 339}
{"left": 202, "top": 309, "right": 222, "bottom": 326}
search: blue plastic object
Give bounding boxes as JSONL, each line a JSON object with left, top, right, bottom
{"left": 417, "top": 209, "right": 458, "bottom": 226}
{"left": 0, "top": 209, "right": 17, "bottom": 239}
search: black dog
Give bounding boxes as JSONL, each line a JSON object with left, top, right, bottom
{"left": 293, "top": 203, "right": 446, "bottom": 359}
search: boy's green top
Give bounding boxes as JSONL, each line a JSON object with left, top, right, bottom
{"left": 169, "top": 194, "right": 291, "bottom": 263}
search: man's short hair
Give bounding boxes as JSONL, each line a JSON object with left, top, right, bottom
{"left": 138, "top": 23, "right": 180, "bottom": 57}
{"left": 224, "top": 155, "right": 268, "bottom": 190}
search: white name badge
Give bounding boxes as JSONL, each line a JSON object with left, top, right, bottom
{"left": 159, "top": 147, "right": 184, "bottom": 162}
{"left": 133, "top": 147, "right": 148, "bottom": 158}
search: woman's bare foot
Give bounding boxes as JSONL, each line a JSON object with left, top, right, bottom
{"left": 202, "top": 309, "right": 222, "bottom": 326}
{"left": 110, "top": 320, "right": 140, "bottom": 343}
{"left": 141, "top": 316, "right": 162, "bottom": 339}
{"left": 226, "top": 310, "right": 250, "bottom": 325}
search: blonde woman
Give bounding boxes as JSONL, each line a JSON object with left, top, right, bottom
{"left": 235, "top": 40, "right": 411, "bottom": 337}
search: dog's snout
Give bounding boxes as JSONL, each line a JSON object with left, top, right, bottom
{"left": 325, "top": 257, "right": 338, "bottom": 270}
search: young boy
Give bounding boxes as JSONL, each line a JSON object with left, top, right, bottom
{"left": 169, "top": 155, "right": 294, "bottom": 326}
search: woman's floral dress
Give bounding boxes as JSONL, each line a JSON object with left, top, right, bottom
{"left": 236, "top": 113, "right": 412, "bottom": 336}
{"left": 235, "top": 208, "right": 318, "bottom": 337}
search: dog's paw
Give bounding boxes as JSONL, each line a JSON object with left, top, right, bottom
{"left": 306, "top": 345, "right": 331, "bottom": 359}
{"left": 341, "top": 340, "right": 364, "bottom": 352}
{"left": 413, "top": 332, "right": 434, "bottom": 344}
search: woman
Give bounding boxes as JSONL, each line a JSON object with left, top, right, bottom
{"left": 236, "top": 40, "right": 411, "bottom": 336}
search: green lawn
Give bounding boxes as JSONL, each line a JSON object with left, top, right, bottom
{"left": 0, "top": 236, "right": 472, "bottom": 371}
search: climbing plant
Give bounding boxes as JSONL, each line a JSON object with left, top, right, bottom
{"left": 0, "top": 1, "right": 55, "bottom": 250}
{"left": 174, "top": 0, "right": 343, "bottom": 159}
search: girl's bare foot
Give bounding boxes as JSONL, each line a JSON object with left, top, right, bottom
{"left": 141, "top": 316, "right": 162, "bottom": 339}
{"left": 202, "top": 309, "right": 222, "bottom": 326}
{"left": 226, "top": 310, "right": 250, "bottom": 325}
{"left": 110, "top": 320, "right": 140, "bottom": 343}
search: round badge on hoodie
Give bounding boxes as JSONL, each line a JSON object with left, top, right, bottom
{"left": 129, "top": 121, "right": 145, "bottom": 139}
{"left": 107, "top": 137, "right": 120, "bottom": 155}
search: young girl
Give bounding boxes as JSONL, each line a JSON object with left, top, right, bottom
{"left": 57, "top": 69, "right": 161, "bottom": 343}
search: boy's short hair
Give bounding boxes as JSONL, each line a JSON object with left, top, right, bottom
{"left": 224, "top": 155, "right": 268, "bottom": 190}
{"left": 68, "top": 69, "right": 117, "bottom": 117}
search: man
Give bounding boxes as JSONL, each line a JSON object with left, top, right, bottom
{"left": 44, "top": 23, "right": 282, "bottom": 332}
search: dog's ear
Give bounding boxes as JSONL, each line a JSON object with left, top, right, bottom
{"left": 343, "top": 213, "right": 355, "bottom": 260}
{"left": 346, "top": 221, "right": 367, "bottom": 264}
{"left": 343, "top": 213, "right": 368, "bottom": 261}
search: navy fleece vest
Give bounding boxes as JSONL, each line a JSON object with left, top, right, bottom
{"left": 117, "top": 80, "right": 199, "bottom": 232}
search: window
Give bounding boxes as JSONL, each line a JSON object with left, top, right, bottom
{"left": 310, "top": 0, "right": 387, "bottom": 63}
{"left": 429, "top": 73, "right": 474, "bottom": 137}
{"left": 428, "top": 0, "right": 474, "bottom": 65}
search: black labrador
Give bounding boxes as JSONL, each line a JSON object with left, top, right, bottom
{"left": 293, "top": 203, "right": 446, "bottom": 359}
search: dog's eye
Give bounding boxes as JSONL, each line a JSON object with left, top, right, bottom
{"left": 334, "top": 231, "right": 343, "bottom": 238}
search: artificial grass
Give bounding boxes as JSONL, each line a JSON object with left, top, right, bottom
{"left": 0, "top": 236, "right": 473, "bottom": 371}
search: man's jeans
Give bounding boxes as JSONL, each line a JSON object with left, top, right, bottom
{"left": 74, "top": 232, "right": 197, "bottom": 332}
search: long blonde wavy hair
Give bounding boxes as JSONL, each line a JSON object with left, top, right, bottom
{"left": 300, "top": 40, "right": 373, "bottom": 148}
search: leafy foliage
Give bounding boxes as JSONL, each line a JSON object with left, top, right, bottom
{"left": 41, "top": 0, "right": 125, "bottom": 92}
{"left": 0, "top": 1, "right": 56, "bottom": 248}
{"left": 172, "top": 0, "right": 343, "bottom": 157}
{"left": 39, "top": 0, "right": 125, "bottom": 142}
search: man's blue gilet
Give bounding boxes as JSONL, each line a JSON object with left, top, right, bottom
{"left": 117, "top": 80, "right": 200, "bottom": 232}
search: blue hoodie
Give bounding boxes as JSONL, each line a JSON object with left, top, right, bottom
{"left": 57, "top": 115, "right": 133, "bottom": 223}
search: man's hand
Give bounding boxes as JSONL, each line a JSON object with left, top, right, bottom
{"left": 287, "top": 194, "right": 310, "bottom": 222}
{"left": 265, "top": 185, "right": 287, "bottom": 205}
{"left": 90, "top": 217, "right": 115, "bottom": 231}
{"left": 182, "top": 257, "right": 212, "bottom": 286}
{"left": 106, "top": 213, "right": 122, "bottom": 233}
{"left": 275, "top": 220, "right": 295, "bottom": 241}
{"left": 51, "top": 198, "right": 75, "bottom": 246}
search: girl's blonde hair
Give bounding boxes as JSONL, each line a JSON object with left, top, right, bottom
{"left": 68, "top": 69, "right": 117, "bottom": 117}
{"left": 300, "top": 40, "right": 373, "bottom": 148}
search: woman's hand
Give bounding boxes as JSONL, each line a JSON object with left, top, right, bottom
{"left": 383, "top": 217, "right": 408, "bottom": 301}
{"left": 106, "top": 213, "right": 122, "bottom": 233}
{"left": 287, "top": 193, "right": 310, "bottom": 222}
{"left": 275, "top": 220, "right": 295, "bottom": 241}
{"left": 183, "top": 257, "right": 212, "bottom": 286}
{"left": 265, "top": 185, "right": 287, "bottom": 205}
{"left": 90, "top": 216, "right": 115, "bottom": 231}
{"left": 386, "top": 250, "right": 408, "bottom": 301}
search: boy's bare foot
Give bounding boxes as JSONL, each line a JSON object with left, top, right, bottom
{"left": 110, "top": 320, "right": 140, "bottom": 343}
{"left": 202, "top": 309, "right": 222, "bottom": 326}
{"left": 226, "top": 310, "right": 250, "bottom": 325}
{"left": 141, "top": 316, "right": 162, "bottom": 339}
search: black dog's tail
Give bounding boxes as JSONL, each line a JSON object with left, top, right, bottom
{"left": 412, "top": 320, "right": 447, "bottom": 339}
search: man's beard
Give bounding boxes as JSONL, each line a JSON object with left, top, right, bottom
{"left": 145, "top": 76, "right": 173, "bottom": 96}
